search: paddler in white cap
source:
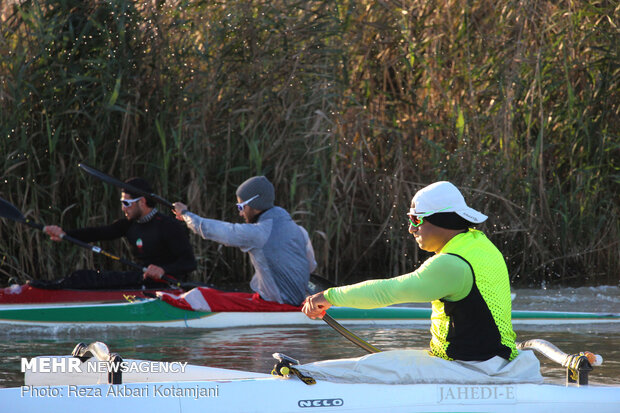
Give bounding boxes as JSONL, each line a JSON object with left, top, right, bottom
{"left": 303, "top": 181, "right": 518, "bottom": 362}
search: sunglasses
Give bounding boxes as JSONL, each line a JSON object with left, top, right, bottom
{"left": 408, "top": 215, "right": 425, "bottom": 228}
{"left": 121, "top": 197, "right": 142, "bottom": 207}
{"left": 236, "top": 194, "right": 260, "bottom": 211}
{"left": 407, "top": 207, "right": 452, "bottom": 228}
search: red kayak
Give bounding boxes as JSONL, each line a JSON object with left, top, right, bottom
{"left": 0, "top": 283, "right": 183, "bottom": 305}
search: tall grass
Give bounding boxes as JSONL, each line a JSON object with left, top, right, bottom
{"left": 0, "top": 0, "right": 617, "bottom": 287}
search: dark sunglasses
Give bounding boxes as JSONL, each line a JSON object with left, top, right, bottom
{"left": 407, "top": 207, "right": 452, "bottom": 228}
{"left": 408, "top": 215, "right": 424, "bottom": 227}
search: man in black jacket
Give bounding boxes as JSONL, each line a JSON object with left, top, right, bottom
{"left": 42, "top": 178, "right": 196, "bottom": 289}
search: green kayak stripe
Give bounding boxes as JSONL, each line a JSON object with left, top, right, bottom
{"left": 0, "top": 300, "right": 617, "bottom": 323}
{"left": 511, "top": 310, "right": 619, "bottom": 319}
{"left": 0, "top": 299, "right": 210, "bottom": 323}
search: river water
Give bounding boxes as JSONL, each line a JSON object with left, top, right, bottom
{"left": 1, "top": 286, "right": 618, "bottom": 388}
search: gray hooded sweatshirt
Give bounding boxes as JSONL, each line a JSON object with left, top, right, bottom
{"left": 182, "top": 207, "right": 316, "bottom": 305}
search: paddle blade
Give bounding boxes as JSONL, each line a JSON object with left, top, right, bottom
{"left": 0, "top": 197, "right": 27, "bottom": 223}
{"left": 79, "top": 163, "right": 128, "bottom": 190}
{"left": 78, "top": 162, "right": 174, "bottom": 208}
{"left": 0, "top": 197, "right": 44, "bottom": 230}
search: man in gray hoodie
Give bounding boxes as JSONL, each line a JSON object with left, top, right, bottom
{"left": 172, "top": 176, "right": 316, "bottom": 306}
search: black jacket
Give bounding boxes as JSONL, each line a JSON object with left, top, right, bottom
{"left": 67, "top": 212, "right": 196, "bottom": 279}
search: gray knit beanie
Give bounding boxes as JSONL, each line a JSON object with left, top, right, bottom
{"left": 236, "top": 176, "right": 275, "bottom": 210}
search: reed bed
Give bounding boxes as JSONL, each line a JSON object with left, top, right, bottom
{"left": 0, "top": 0, "right": 617, "bottom": 287}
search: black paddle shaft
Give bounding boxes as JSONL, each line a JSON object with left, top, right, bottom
{"left": 78, "top": 163, "right": 174, "bottom": 209}
{"left": 0, "top": 196, "right": 145, "bottom": 271}
{"left": 322, "top": 313, "right": 381, "bottom": 354}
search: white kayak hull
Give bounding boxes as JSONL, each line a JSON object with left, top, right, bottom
{"left": 8, "top": 346, "right": 619, "bottom": 413}
{"left": 3, "top": 373, "right": 620, "bottom": 413}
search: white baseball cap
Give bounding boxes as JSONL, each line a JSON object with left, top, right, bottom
{"left": 409, "top": 181, "right": 488, "bottom": 224}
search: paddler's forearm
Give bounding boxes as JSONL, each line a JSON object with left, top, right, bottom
{"left": 324, "top": 255, "right": 472, "bottom": 308}
{"left": 324, "top": 279, "right": 398, "bottom": 309}
{"left": 182, "top": 211, "right": 265, "bottom": 249}
{"left": 324, "top": 277, "right": 432, "bottom": 309}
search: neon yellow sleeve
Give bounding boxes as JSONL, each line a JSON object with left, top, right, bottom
{"left": 324, "top": 254, "right": 473, "bottom": 308}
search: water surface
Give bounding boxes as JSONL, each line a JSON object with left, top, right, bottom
{"left": 1, "top": 286, "right": 618, "bottom": 387}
